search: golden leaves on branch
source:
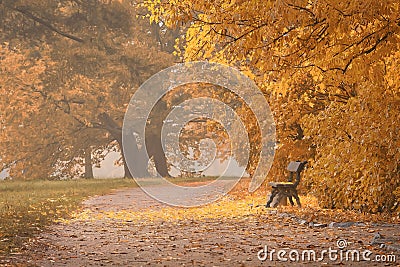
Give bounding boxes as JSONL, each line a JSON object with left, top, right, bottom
{"left": 145, "top": 0, "right": 400, "bottom": 215}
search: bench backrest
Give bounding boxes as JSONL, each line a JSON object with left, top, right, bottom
{"left": 287, "top": 161, "right": 307, "bottom": 173}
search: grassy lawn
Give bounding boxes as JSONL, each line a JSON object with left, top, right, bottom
{"left": 0, "top": 178, "right": 138, "bottom": 255}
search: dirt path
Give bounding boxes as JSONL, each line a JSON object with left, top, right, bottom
{"left": 6, "top": 187, "right": 400, "bottom": 266}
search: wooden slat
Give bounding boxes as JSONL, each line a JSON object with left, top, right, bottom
{"left": 268, "top": 182, "right": 295, "bottom": 188}
{"left": 287, "top": 161, "right": 304, "bottom": 172}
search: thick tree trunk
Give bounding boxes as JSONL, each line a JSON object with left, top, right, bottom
{"left": 84, "top": 147, "right": 94, "bottom": 179}
{"left": 144, "top": 100, "right": 170, "bottom": 177}
{"left": 98, "top": 112, "right": 150, "bottom": 178}
{"left": 98, "top": 112, "right": 171, "bottom": 178}
{"left": 146, "top": 133, "right": 170, "bottom": 178}
{"left": 117, "top": 135, "right": 149, "bottom": 178}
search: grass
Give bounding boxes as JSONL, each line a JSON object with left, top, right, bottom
{"left": 0, "top": 178, "right": 138, "bottom": 255}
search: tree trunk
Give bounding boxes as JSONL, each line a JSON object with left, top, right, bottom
{"left": 146, "top": 133, "right": 170, "bottom": 177}
{"left": 98, "top": 112, "right": 170, "bottom": 178}
{"left": 123, "top": 159, "right": 133, "bottom": 178}
{"left": 84, "top": 147, "right": 94, "bottom": 179}
{"left": 117, "top": 135, "right": 150, "bottom": 178}
{"left": 98, "top": 112, "right": 150, "bottom": 178}
{"left": 144, "top": 100, "right": 170, "bottom": 178}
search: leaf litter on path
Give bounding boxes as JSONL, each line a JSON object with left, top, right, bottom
{"left": 4, "top": 187, "right": 400, "bottom": 266}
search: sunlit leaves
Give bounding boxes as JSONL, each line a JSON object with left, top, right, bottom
{"left": 302, "top": 52, "right": 400, "bottom": 214}
{"left": 145, "top": 0, "right": 400, "bottom": 215}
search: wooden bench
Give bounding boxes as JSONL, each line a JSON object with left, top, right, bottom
{"left": 265, "top": 161, "right": 307, "bottom": 208}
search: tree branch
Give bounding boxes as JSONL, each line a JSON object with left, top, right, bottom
{"left": 96, "top": 113, "right": 122, "bottom": 140}
{"left": 32, "top": 88, "right": 87, "bottom": 126}
{"left": 7, "top": 5, "right": 84, "bottom": 43}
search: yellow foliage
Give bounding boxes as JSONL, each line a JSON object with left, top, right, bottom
{"left": 144, "top": 0, "right": 400, "bottom": 215}
{"left": 0, "top": 1, "right": 175, "bottom": 179}
{"left": 302, "top": 53, "right": 400, "bottom": 214}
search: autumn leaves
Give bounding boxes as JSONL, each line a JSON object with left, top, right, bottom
{"left": 145, "top": 0, "right": 400, "bottom": 214}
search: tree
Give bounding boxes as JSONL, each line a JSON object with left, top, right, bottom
{"left": 0, "top": 45, "right": 55, "bottom": 179}
{"left": 302, "top": 51, "right": 400, "bottom": 213}
{"left": 145, "top": 0, "right": 400, "bottom": 214}
{"left": 158, "top": 83, "right": 253, "bottom": 177}
{"left": 0, "top": 0, "right": 176, "bottom": 179}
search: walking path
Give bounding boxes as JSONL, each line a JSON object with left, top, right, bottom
{"left": 7, "top": 186, "right": 400, "bottom": 266}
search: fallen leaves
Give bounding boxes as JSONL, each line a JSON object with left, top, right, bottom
{"left": 66, "top": 195, "right": 261, "bottom": 225}
{"left": 0, "top": 179, "right": 138, "bottom": 255}
{"left": 64, "top": 193, "right": 400, "bottom": 227}
{"left": 6, "top": 187, "right": 400, "bottom": 266}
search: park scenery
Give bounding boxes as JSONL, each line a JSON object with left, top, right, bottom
{"left": 0, "top": 0, "right": 399, "bottom": 266}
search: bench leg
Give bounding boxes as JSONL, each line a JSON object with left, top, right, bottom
{"left": 288, "top": 195, "right": 295, "bottom": 206}
{"left": 266, "top": 188, "right": 278, "bottom": 208}
{"left": 293, "top": 190, "right": 301, "bottom": 207}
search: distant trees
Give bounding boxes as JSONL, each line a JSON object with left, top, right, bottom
{"left": 0, "top": 0, "right": 175, "bottom": 179}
